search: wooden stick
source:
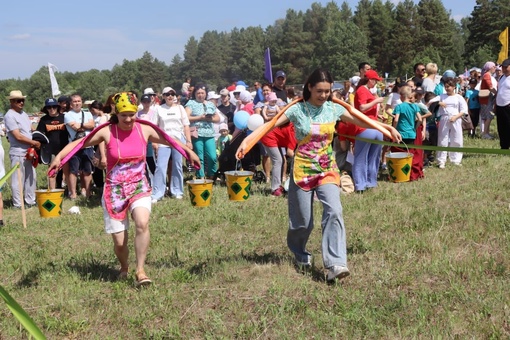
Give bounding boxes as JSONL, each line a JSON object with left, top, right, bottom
{"left": 17, "top": 164, "right": 27, "bottom": 229}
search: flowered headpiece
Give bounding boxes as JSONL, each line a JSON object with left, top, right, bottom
{"left": 114, "top": 92, "right": 138, "bottom": 113}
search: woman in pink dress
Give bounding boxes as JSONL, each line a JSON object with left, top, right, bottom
{"left": 49, "top": 92, "right": 200, "bottom": 287}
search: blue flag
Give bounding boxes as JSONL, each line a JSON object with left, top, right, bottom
{"left": 264, "top": 48, "right": 273, "bottom": 83}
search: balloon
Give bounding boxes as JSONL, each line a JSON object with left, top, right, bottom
{"left": 247, "top": 114, "right": 264, "bottom": 131}
{"left": 233, "top": 110, "right": 250, "bottom": 130}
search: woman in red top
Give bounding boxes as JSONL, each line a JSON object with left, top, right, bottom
{"left": 479, "top": 61, "right": 498, "bottom": 139}
{"left": 354, "top": 70, "right": 385, "bottom": 120}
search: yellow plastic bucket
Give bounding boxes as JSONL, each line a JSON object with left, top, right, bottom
{"left": 224, "top": 171, "right": 253, "bottom": 201}
{"left": 186, "top": 179, "right": 214, "bottom": 207}
{"left": 386, "top": 152, "right": 413, "bottom": 183}
{"left": 35, "top": 189, "right": 65, "bottom": 218}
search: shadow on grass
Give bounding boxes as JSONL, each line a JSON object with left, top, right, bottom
{"left": 66, "top": 256, "right": 118, "bottom": 282}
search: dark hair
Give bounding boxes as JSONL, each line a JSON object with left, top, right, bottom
{"left": 89, "top": 100, "right": 103, "bottom": 111}
{"left": 444, "top": 78, "right": 456, "bottom": 87}
{"left": 414, "top": 63, "right": 425, "bottom": 72}
{"left": 424, "top": 91, "right": 436, "bottom": 103}
{"left": 286, "top": 87, "right": 295, "bottom": 98}
{"left": 191, "top": 83, "right": 208, "bottom": 100}
{"left": 302, "top": 68, "right": 334, "bottom": 101}
{"left": 358, "top": 62, "right": 370, "bottom": 72}
{"left": 103, "top": 94, "right": 116, "bottom": 114}
{"left": 109, "top": 114, "right": 119, "bottom": 124}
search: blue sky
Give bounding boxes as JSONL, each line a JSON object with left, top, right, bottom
{"left": 1, "top": 0, "right": 475, "bottom": 80}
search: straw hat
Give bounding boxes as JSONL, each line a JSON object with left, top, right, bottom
{"left": 6, "top": 90, "right": 27, "bottom": 99}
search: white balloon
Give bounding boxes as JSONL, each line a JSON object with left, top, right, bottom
{"left": 247, "top": 114, "right": 264, "bottom": 131}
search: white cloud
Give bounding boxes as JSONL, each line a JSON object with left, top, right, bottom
{"left": 7, "top": 33, "right": 30, "bottom": 41}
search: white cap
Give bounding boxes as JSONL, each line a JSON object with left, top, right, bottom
{"left": 144, "top": 87, "right": 155, "bottom": 95}
{"left": 349, "top": 76, "right": 361, "bottom": 87}
{"left": 234, "top": 85, "right": 246, "bottom": 93}
{"left": 207, "top": 91, "right": 220, "bottom": 100}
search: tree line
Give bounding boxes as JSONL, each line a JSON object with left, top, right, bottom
{"left": 1, "top": 0, "right": 509, "bottom": 114}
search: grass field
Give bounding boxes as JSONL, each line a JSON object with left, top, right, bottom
{"left": 0, "top": 135, "right": 509, "bottom": 339}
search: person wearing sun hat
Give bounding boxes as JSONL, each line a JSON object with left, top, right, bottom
{"left": 35, "top": 98, "right": 68, "bottom": 189}
{"left": 49, "top": 91, "right": 200, "bottom": 287}
{"left": 4, "top": 90, "right": 40, "bottom": 209}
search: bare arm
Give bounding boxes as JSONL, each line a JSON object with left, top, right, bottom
{"left": 10, "top": 129, "right": 40, "bottom": 149}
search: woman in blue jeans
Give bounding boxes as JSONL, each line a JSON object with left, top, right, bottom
{"left": 151, "top": 87, "right": 192, "bottom": 202}
{"left": 185, "top": 83, "right": 221, "bottom": 178}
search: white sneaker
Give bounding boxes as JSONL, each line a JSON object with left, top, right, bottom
{"left": 482, "top": 133, "right": 494, "bottom": 140}
{"left": 174, "top": 195, "right": 183, "bottom": 200}
{"left": 326, "top": 266, "right": 350, "bottom": 281}
{"left": 438, "top": 163, "right": 445, "bottom": 169}
{"left": 151, "top": 198, "right": 158, "bottom": 204}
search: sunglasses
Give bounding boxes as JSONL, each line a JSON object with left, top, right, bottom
{"left": 15, "top": 99, "right": 25, "bottom": 103}
{"left": 419, "top": 68, "right": 426, "bottom": 71}
{"left": 141, "top": 100, "right": 151, "bottom": 103}
{"left": 163, "top": 92, "right": 175, "bottom": 97}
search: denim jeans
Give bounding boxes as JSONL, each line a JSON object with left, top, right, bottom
{"left": 151, "top": 142, "right": 185, "bottom": 200}
{"left": 352, "top": 129, "right": 382, "bottom": 191}
{"left": 287, "top": 175, "right": 347, "bottom": 269}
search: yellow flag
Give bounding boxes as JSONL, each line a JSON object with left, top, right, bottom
{"left": 498, "top": 27, "right": 508, "bottom": 64}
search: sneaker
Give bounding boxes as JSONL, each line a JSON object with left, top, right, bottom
{"left": 271, "top": 186, "right": 284, "bottom": 197}
{"left": 174, "top": 195, "right": 183, "bottom": 200}
{"left": 326, "top": 266, "right": 350, "bottom": 282}
{"left": 380, "top": 163, "right": 387, "bottom": 171}
{"left": 452, "top": 162, "right": 462, "bottom": 167}
{"left": 438, "top": 163, "right": 445, "bottom": 169}
{"left": 482, "top": 133, "right": 494, "bottom": 140}
{"left": 151, "top": 198, "right": 158, "bottom": 204}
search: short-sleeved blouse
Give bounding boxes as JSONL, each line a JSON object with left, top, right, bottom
{"left": 284, "top": 101, "right": 345, "bottom": 141}
{"left": 185, "top": 100, "right": 216, "bottom": 138}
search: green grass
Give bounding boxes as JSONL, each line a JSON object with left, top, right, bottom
{"left": 0, "top": 135, "right": 509, "bottom": 339}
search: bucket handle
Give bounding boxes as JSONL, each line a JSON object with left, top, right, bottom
{"left": 401, "top": 141, "right": 409, "bottom": 155}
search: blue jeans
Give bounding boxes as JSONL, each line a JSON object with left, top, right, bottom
{"left": 287, "top": 175, "right": 347, "bottom": 269}
{"left": 192, "top": 136, "right": 217, "bottom": 178}
{"left": 151, "top": 143, "right": 184, "bottom": 200}
{"left": 352, "top": 129, "right": 382, "bottom": 191}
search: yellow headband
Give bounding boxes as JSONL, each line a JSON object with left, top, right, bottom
{"left": 114, "top": 92, "right": 138, "bottom": 113}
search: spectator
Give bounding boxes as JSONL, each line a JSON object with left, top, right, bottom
{"left": 217, "top": 89, "right": 236, "bottom": 134}
{"left": 411, "top": 63, "right": 425, "bottom": 87}
{"left": 495, "top": 58, "right": 510, "bottom": 149}
{"left": 36, "top": 98, "right": 68, "bottom": 189}
{"left": 272, "top": 70, "right": 287, "bottom": 102}
{"left": 421, "top": 63, "right": 439, "bottom": 93}
{"left": 253, "top": 81, "right": 264, "bottom": 105}
{"left": 354, "top": 70, "right": 385, "bottom": 121}
{"left": 435, "top": 78, "right": 468, "bottom": 168}
{"left": 64, "top": 94, "right": 95, "bottom": 199}
{"left": 137, "top": 94, "right": 157, "bottom": 180}
{"left": 479, "top": 61, "right": 498, "bottom": 139}
{"left": 216, "top": 123, "right": 232, "bottom": 156}
{"left": 186, "top": 83, "right": 221, "bottom": 179}
{"left": 4, "top": 90, "right": 40, "bottom": 208}
{"left": 151, "top": 87, "right": 191, "bottom": 202}
{"left": 465, "top": 78, "right": 481, "bottom": 137}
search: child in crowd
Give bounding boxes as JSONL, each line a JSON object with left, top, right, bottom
{"left": 435, "top": 78, "right": 468, "bottom": 168}
{"left": 464, "top": 78, "right": 480, "bottom": 137}
{"left": 410, "top": 87, "right": 431, "bottom": 178}
{"left": 423, "top": 92, "right": 439, "bottom": 165}
{"left": 391, "top": 85, "right": 422, "bottom": 180}
{"left": 261, "top": 92, "right": 280, "bottom": 121}
{"left": 216, "top": 123, "right": 232, "bottom": 157}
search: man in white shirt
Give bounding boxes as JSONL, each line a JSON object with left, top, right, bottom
{"left": 495, "top": 59, "right": 510, "bottom": 149}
